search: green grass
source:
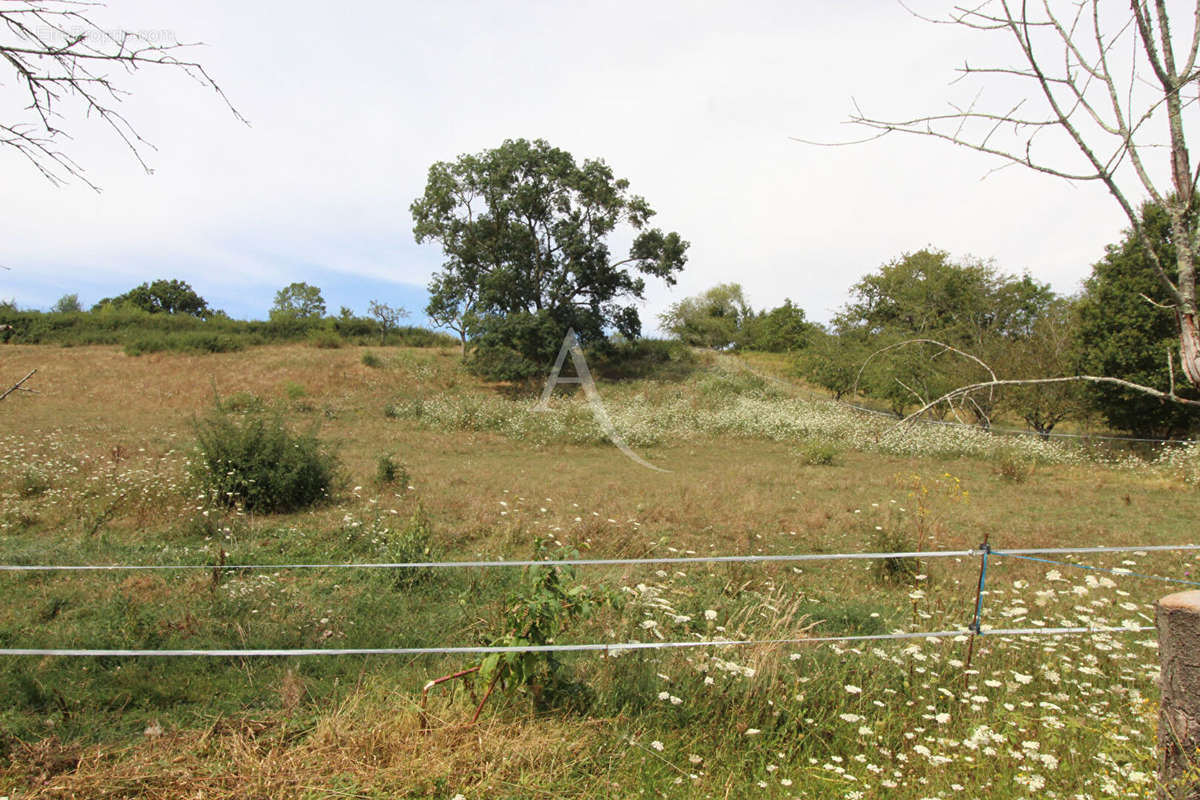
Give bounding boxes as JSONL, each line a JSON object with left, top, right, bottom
{"left": 0, "top": 343, "right": 1189, "bottom": 797}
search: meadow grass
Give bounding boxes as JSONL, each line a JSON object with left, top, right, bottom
{"left": 0, "top": 344, "right": 1194, "bottom": 798}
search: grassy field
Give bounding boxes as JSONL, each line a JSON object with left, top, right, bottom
{"left": 0, "top": 343, "right": 1196, "bottom": 799}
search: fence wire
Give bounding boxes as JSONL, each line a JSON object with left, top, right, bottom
{"left": 1, "top": 543, "right": 1196, "bottom": 573}
{"left": 0, "top": 540, "right": 1187, "bottom": 658}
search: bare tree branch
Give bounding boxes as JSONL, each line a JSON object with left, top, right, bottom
{"left": 853, "top": 338, "right": 998, "bottom": 400}
{"left": 0, "top": 369, "right": 37, "bottom": 402}
{"left": 900, "top": 373, "right": 1200, "bottom": 426}
{"left": 1, "top": 1, "right": 245, "bottom": 189}
{"left": 810, "top": 0, "right": 1200, "bottom": 388}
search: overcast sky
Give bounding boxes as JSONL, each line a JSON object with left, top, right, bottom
{"left": 0, "top": 1, "right": 1165, "bottom": 330}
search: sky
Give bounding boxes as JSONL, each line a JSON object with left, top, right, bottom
{"left": 0, "top": 0, "right": 1174, "bottom": 332}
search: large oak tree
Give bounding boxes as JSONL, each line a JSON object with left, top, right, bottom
{"left": 412, "top": 138, "right": 688, "bottom": 378}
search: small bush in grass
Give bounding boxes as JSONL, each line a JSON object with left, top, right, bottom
{"left": 870, "top": 525, "right": 922, "bottom": 585}
{"left": 991, "top": 450, "right": 1034, "bottom": 482}
{"left": 383, "top": 398, "right": 422, "bottom": 419}
{"left": 797, "top": 440, "right": 838, "bottom": 466}
{"left": 375, "top": 454, "right": 408, "bottom": 487}
{"left": 387, "top": 506, "right": 435, "bottom": 587}
{"left": 192, "top": 406, "right": 338, "bottom": 513}
{"left": 361, "top": 351, "right": 383, "bottom": 368}
{"left": 221, "top": 391, "right": 265, "bottom": 413}
{"left": 16, "top": 468, "right": 51, "bottom": 498}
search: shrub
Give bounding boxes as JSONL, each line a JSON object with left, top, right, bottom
{"left": 469, "top": 343, "right": 544, "bottom": 382}
{"left": 991, "top": 451, "right": 1034, "bottom": 483}
{"left": 307, "top": 330, "right": 343, "bottom": 349}
{"left": 123, "top": 336, "right": 168, "bottom": 356}
{"left": 870, "top": 525, "right": 922, "bottom": 586}
{"left": 361, "top": 351, "right": 383, "bottom": 368}
{"left": 375, "top": 454, "right": 408, "bottom": 487}
{"left": 589, "top": 338, "right": 697, "bottom": 381}
{"left": 16, "top": 469, "right": 51, "bottom": 498}
{"left": 177, "top": 332, "right": 243, "bottom": 353}
{"left": 797, "top": 440, "right": 838, "bottom": 466}
{"left": 386, "top": 507, "right": 435, "bottom": 588}
{"left": 192, "top": 406, "right": 338, "bottom": 513}
{"left": 221, "top": 392, "right": 265, "bottom": 413}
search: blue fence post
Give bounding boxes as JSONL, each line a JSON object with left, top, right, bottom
{"left": 964, "top": 535, "right": 991, "bottom": 674}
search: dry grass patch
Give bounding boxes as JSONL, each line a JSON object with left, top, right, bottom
{"left": 3, "top": 690, "right": 608, "bottom": 799}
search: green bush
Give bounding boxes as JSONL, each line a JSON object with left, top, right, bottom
{"left": 192, "top": 406, "right": 338, "bottom": 513}
{"left": 221, "top": 392, "right": 265, "bottom": 413}
{"left": 469, "top": 343, "right": 544, "bottom": 382}
{"left": 0, "top": 308, "right": 458, "bottom": 351}
{"left": 386, "top": 507, "right": 435, "bottom": 588}
{"left": 123, "top": 336, "right": 168, "bottom": 356}
{"left": 361, "top": 351, "right": 383, "bottom": 368}
{"left": 870, "top": 525, "right": 922, "bottom": 586}
{"left": 307, "top": 329, "right": 343, "bottom": 349}
{"left": 375, "top": 454, "right": 408, "bottom": 487}
{"left": 282, "top": 382, "right": 307, "bottom": 401}
{"left": 590, "top": 338, "right": 697, "bottom": 381}
{"left": 797, "top": 440, "right": 839, "bottom": 466}
{"left": 176, "top": 332, "right": 243, "bottom": 354}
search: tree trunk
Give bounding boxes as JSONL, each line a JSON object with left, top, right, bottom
{"left": 1157, "top": 590, "right": 1200, "bottom": 799}
{"left": 1181, "top": 312, "right": 1200, "bottom": 388}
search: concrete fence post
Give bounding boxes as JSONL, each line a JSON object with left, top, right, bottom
{"left": 1157, "top": 590, "right": 1200, "bottom": 799}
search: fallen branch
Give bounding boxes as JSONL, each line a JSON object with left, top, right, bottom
{"left": 901, "top": 375, "right": 1200, "bottom": 426}
{"left": 0, "top": 369, "right": 37, "bottom": 402}
{"left": 853, "top": 339, "right": 997, "bottom": 401}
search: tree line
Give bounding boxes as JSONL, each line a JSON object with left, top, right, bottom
{"left": 0, "top": 280, "right": 449, "bottom": 352}
{"left": 661, "top": 212, "right": 1199, "bottom": 439}
{"left": 409, "top": 138, "right": 1197, "bottom": 438}
{"left": 6, "top": 133, "right": 1197, "bottom": 438}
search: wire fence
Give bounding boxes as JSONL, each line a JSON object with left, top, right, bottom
{"left": 838, "top": 400, "right": 1195, "bottom": 445}
{"left": 0, "top": 541, "right": 1190, "bottom": 658}
{"left": 1, "top": 543, "right": 1196, "bottom": 573}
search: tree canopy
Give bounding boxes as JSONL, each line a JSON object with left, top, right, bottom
{"left": 660, "top": 284, "right": 814, "bottom": 352}
{"left": 270, "top": 283, "right": 326, "bottom": 322}
{"left": 659, "top": 283, "right": 751, "bottom": 349}
{"left": 1076, "top": 202, "right": 1200, "bottom": 436}
{"left": 741, "top": 299, "right": 815, "bottom": 353}
{"left": 835, "top": 249, "right": 1053, "bottom": 347}
{"left": 50, "top": 293, "right": 81, "bottom": 313}
{"left": 413, "top": 138, "right": 688, "bottom": 378}
{"left": 821, "top": 249, "right": 1057, "bottom": 419}
{"left": 93, "top": 279, "right": 211, "bottom": 318}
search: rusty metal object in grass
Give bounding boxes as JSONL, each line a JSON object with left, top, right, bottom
{"left": 419, "top": 666, "right": 479, "bottom": 732}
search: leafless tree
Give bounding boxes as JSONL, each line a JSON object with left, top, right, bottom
{"left": 367, "top": 300, "right": 408, "bottom": 346}
{"left": 2, "top": 1, "right": 243, "bottom": 189}
{"left": 820, "top": 1, "right": 1200, "bottom": 392}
